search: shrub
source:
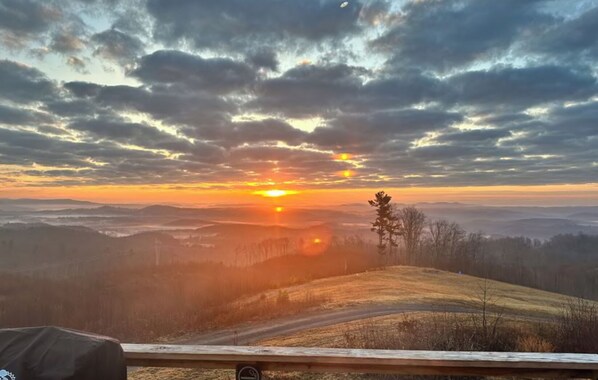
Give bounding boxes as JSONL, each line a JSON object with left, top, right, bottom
{"left": 554, "top": 298, "right": 598, "bottom": 353}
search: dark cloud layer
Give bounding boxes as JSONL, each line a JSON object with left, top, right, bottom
{"left": 131, "top": 50, "right": 257, "bottom": 93}
{"left": 0, "top": 60, "right": 56, "bottom": 103}
{"left": 1, "top": 0, "right": 598, "bottom": 189}
{"left": 373, "top": 0, "right": 553, "bottom": 72}
{"left": 0, "top": 0, "right": 61, "bottom": 43}
{"left": 146, "top": 0, "right": 365, "bottom": 52}
{"left": 446, "top": 65, "right": 597, "bottom": 109}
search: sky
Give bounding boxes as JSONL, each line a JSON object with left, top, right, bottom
{"left": 0, "top": 0, "right": 597, "bottom": 206}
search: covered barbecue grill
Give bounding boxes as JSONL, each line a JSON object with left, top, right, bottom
{"left": 0, "top": 326, "right": 126, "bottom": 380}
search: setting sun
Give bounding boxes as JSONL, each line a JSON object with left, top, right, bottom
{"left": 313, "top": 238, "right": 322, "bottom": 244}
{"left": 254, "top": 189, "right": 297, "bottom": 198}
{"left": 275, "top": 206, "right": 284, "bottom": 212}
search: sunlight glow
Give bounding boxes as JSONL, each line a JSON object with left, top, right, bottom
{"left": 254, "top": 189, "right": 298, "bottom": 197}
{"left": 335, "top": 153, "right": 353, "bottom": 161}
{"left": 313, "top": 238, "right": 322, "bottom": 244}
{"left": 342, "top": 170, "right": 354, "bottom": 178}
{"left": 275, "top": 206, "right": 284, "bottom": 212}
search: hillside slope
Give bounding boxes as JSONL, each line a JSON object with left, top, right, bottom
{"left": 244, "top": 266, "right": 573, "bottom": 317}
{"left": 131, "top": 266, "right": 581, "bottom": 380}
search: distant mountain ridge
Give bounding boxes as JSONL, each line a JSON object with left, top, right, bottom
{"left": 0, "top": 198, "right": 98, "bottom": 206}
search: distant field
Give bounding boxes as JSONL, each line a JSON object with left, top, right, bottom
{"left": 131, "top": 266, "right": 581, "bottom": 380}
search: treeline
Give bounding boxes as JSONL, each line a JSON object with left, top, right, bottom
{"left": 0, "top": 237, "right": 378, "bottom": 341}
{"left": 368, "top": 191, "right": 598, "bottom": 300}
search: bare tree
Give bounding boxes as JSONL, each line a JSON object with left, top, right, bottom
{"left": 428, "top": 219, "right": 465, "bottom": 269}
{"left": 429, "top": 219, "right": 451, "bottom": 263}
{"left": 469, "top": 280, "right": 506, "bottom": 350}
{"left": 461, "top": 232, "right": 484, "bottom": 273}
{"left": 398, "top": 206, "right": 426, "bottom": 264}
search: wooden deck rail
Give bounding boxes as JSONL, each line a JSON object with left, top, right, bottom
{"left": 123, "top": 344, "right": 598, "bottom": 378}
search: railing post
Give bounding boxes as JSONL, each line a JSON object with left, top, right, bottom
{"left": 236, "top": 364, "right": 261, "bottom": 380}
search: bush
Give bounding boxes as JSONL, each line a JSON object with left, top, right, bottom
{"left": 554, "top": 298, "right": 598, "bottom": 353}
{"left": 516, "top": 335, "right": 555, "bottom": 352}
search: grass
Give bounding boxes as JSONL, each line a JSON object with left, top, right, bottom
{"left": 130, "top": 266, "right": 584, "bottom": 380}
{"left": 238, "top": 266, "right": 573, "bottom": 317}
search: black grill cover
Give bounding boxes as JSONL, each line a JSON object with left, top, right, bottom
{"left": 0, "top": 326, "right": 126, "bottom": 380}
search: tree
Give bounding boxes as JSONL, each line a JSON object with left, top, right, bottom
{"left": 428, "top": 219, "right": 465, "bottom": 269}
{"left": 386, "top": 205, "right": 403, "bottom": 262}
{"left": 368, "top": 191, "right": 393, "bottom": 257}
{"left": 398, "top": 206, "right": 426, "bottom": 264}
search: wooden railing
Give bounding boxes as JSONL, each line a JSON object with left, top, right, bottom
{"left": 123, "top": 344, "right": 598, "bottom": 378}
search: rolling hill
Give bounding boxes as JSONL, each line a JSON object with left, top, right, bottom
{"left": 130, "top": 266, "right": 585, "bottom": 380}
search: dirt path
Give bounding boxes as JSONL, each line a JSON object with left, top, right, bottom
{"left": 178, "top": 303, "right": 486, "bottom": 345}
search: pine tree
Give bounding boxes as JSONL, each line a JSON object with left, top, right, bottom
{"left": 368, "top": 191, "right": 393, "bottom": 257}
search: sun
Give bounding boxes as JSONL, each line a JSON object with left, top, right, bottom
{"left": 253, "top": 189, "right": 298, "bottom": 198}
{"left": 264, "top": 190, "right": 287, "bottom": 197}
{"left": 275, "top": 206, "right": 284, "bottom": 212}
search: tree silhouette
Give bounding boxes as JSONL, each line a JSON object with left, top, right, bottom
{"left": 368, "top": 191, "right": 393, "bottom": 257}
{"left": 386, "top": 205, "right": 403, "bottom": 262}
{"left": 398, "top": 206, "right": 426, "bottom": 264}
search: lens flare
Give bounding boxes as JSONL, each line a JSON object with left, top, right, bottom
{"left": 334, "top": 153, "right": 353, "bottom": 161}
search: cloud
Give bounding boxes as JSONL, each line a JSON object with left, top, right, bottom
{"left": 0, "top": 60, "right": 56, "bottom": 103}
{"left": 63, "top": 81, "right": 235, "bottom": 129}
{"left": 66, "top": 56, "right": 87, "bottom": 73}
{"left": 91, "top": 28, "right": 144, "bottom": 64}
{"left": 146, "top": 0, "right": 365, "bottom": 52}
{"left": 68, "top": 118, "right": 226, "bottom": 163}
{"left": 530, "top": 6, "right": 598, "bottom": 63}
{"left": 0, "top": 126, "right": 226, "bottom": 185}
{"left": 250, "top": 63, "right": 367, "bottom": 118}
{"left": 50, "top": 31, "right": 86, "bottom": 53}
{"left": 250, "top": 64, "right": 445, "bottom": 118}
{"left": 435, "top": 128, "right": 511, "bottom": 144}
{"left": 307, "top": 109, "right": 463, "bottom": 152}
{"left": 184, "top": 118, "right": 308, "bottom": 148}
{"left": 372, "top": 0, "right": 553, "bottom": 72}
{"left": 0, "top": 0, "right": 62, "bottom": 47}
{"left": 445, "top": 65, "right": 597, "bottom": 109}
{"left": 131, "top": 50, "right": 257, "bottom": 94}
{"left": 246, "top": 48, "right": 279, "bottom": 71}
{"left": 97, "top": 84, "right": 235, "bottom": 128}
{"left": 0, "top": 104, "right": 53, "bottom": 125}
{"left": 503, "top": 101, "right": 598, "bottom": 158}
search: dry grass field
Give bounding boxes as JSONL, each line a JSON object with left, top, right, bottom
{"left": 237, "top": 266, "right": 573, "bottom": 317}
{"left": 130, "top": 266, "right": 585, "bottom": 380}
